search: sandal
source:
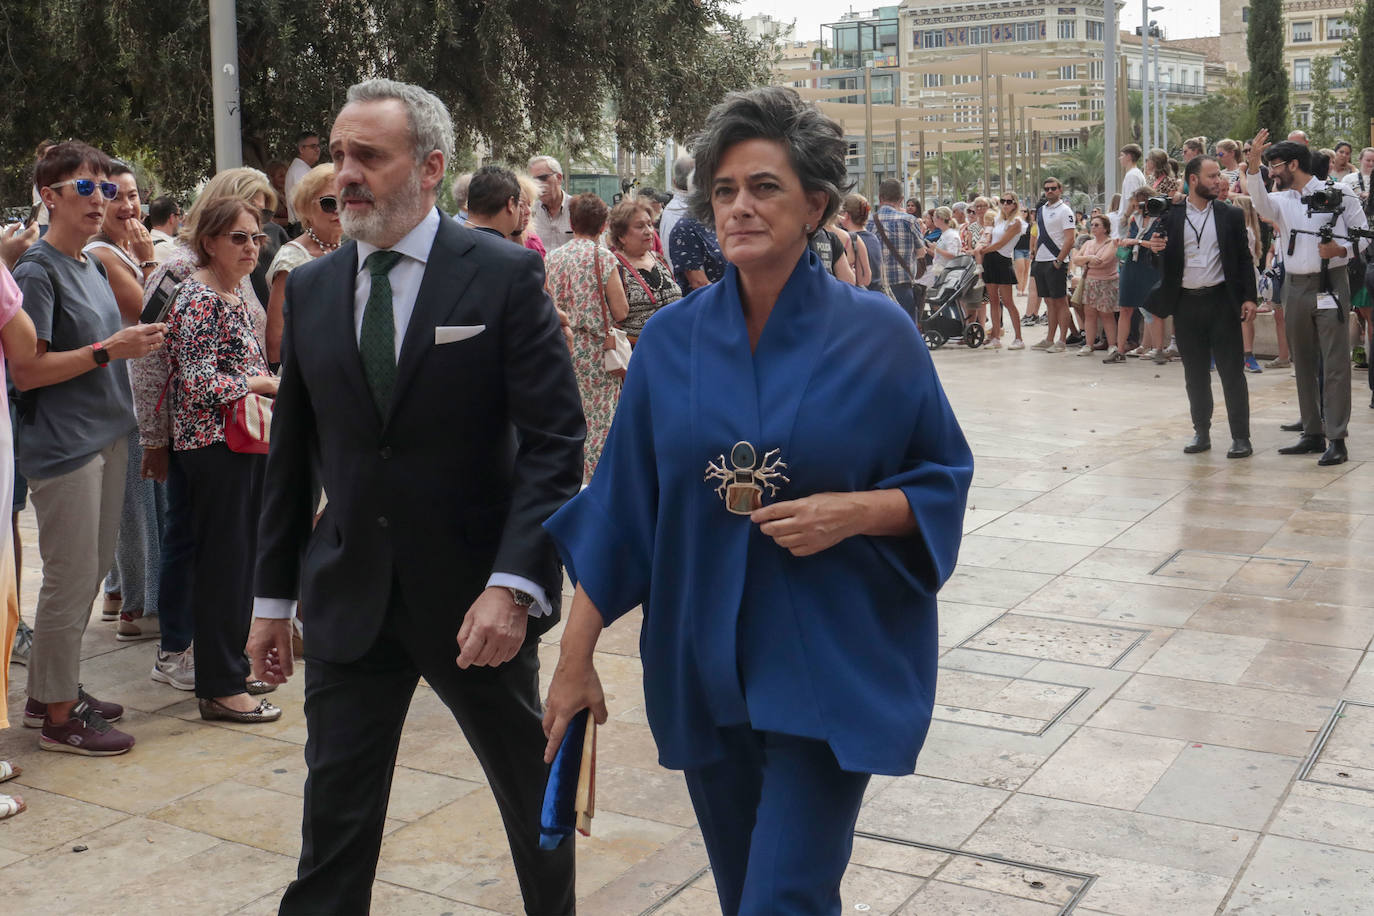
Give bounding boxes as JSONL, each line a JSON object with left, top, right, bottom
{"left": 0, "top": 760, "right": 20, "bottom": 783}
{"left": 0, "top": 793, "right": 25, "bottom": 820}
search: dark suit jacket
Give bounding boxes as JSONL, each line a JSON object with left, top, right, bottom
{"left": 1144, "top": 199, "right": 1257, "bottom": 319}
{"left": 254, "top": 211, "right": 586, "bottom": 663}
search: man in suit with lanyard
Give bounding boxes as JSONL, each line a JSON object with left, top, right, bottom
{"left": 248, "top": 79, "right": 585, "bottom": 914}
{"left": 1143, "top": 156, "right": 1257, "bottom": 458}
{"left": 1028, "top": 178, "right": 1076, "bottom": 351}
{"left": 1247, "top": 130, "right": 1369, "bottom": 465}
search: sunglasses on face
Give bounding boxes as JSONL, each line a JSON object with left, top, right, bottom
{"left": 1043, "top": 186, "right": 1060, "bottom": 192}
{"left": 1000, "top": 199, "right": 1015, "bottom": 205}
{"left": 224, "top": 230, "right": 268, "bottom": 246}
{"left": 50, "top": 178, "right": 118, "bottom": 200}
{"left": 317, "top": 196, "right": 338, "bottom": 214}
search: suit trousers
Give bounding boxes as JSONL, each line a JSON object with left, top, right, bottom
{"left": 279, "top": 588, "right": 574, "bottom": 916}
{"left": 173, "top": 443, "right": 263, "bottom": 699}
{"left": 1172, "top": 285, "right": 1250, "bottom": 440}
{"left": 683, "top": 727, "right": 870, "bottom": 915}
{"left": 1285, "top": 270, "right": 1352, "bottom": 440}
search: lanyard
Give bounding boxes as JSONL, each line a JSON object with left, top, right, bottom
{"left": 1185, "top": 205, "right": 1212, "bottom": 250}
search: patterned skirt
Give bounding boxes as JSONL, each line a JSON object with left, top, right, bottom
{"left": 1083, "top": 276, "right": 1119, "bottom": 313}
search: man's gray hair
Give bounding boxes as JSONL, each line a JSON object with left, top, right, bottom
{"left": 529, "top": 155, "right": 563, "bottom": 176}
{"left": 346, "top": 79, "right": 454, "bottom": 165}
{"left": 671, "top": 155, "right": 694, "bottom": 192}
{"left": 687, "top": 86, "right": 850, "bottom": 229}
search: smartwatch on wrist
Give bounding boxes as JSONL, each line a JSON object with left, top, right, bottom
{"left": 91, "top": 342, "right": 110, "bottom": 367}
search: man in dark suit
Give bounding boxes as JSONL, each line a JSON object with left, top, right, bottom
{"left": 247, "top": 79, "right": 585, "bottom": 915}
{"left": 1143, "top": 155, "right": 1258, "bottom": 458}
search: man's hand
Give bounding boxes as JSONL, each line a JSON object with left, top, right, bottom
{"left": 247, "top": 617, "right": 295, "bottom": 685}
{"left": 1142, "top": 236, "right": 1168, "bottom": 254}
{"left": 1248, "top": 129, "right": 1269, "bottom": 175}
{"left": 751, "top": 493, "right": 863, "bottom": 557}
{"left": 1318, "top": 241, "right": 1348, "bottom": 260}
{"left": 457, "top": 587, "right": 528, "bottom": 669}
{"left": 1241, "top": 300, "right": 1258, "bottom": 321}
{"left": 141, "top": 446, "right": 169, "bottom": 482}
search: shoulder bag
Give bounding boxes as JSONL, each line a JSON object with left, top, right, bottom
{"left": 224, "top": 296, "right": 274, "bottom": 454}
{"left": 595, "top": 247, "right": 631, "bottom": 379}
{"left": 872, "top": 210, "right": 926, "bottom": 282}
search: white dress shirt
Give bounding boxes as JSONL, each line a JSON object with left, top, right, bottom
{"left": 284, "top": 157, "right": 312, "bottom": 222}
{"left": 532, "top": 192, "right": 574, "bottom": 254}
{"left": 1120, "top": 167, "right": 1146, "bottom": 204}
{"left": 1181, "top": 199, "right": 1225, "bottom": 290}
{"left": 254, "top": 207, "right": 552, "bottom": 621}
{"left": 1247, "top": 172, "right": 1368, "bottom": 274}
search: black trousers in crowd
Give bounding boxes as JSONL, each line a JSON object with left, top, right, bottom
{"left": 1173, "top": 285, "right": 1250, "bottom": 440}
{"left": 172, "top": 443, "right": 263, "bottom": 699}
{"left": 279, "top": 587, "right": 575, "bottom": 916}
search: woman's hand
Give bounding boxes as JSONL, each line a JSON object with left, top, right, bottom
{"left": 247, "top": 374, "right": 279, "bottom": 397}
{"left": 752, "top": 492, "right": 867, "bottom": 557}
{"left": 542, "top": 657, "right": 608, "bottom": 764}
{"left": 104, "top": 323, "right": 165, "bottom": 360}
{"left": 124, "top": 218, "right": 156, "bottom": 264}
{"left": 141, "top": 446, "right": 169, "bottom": 482}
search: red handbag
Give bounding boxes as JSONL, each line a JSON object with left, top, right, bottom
{"left": 224, "top": 393, "right": 273, "bottom": 454}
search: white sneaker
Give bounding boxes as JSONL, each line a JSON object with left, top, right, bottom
{"left": 1127, "top": 346, "right": 1148, "bottom": 357}
{"left": 1049, "top": 342, "right": 1067, "bottom": 353}
{"left": 151, "top": 648, "right": 195, "bottom": 691}
{"left": 1031, "top": 338, "right": 1052, "bottom": 350}
{"left": 1142, "top": 348, "right": 1160, "bottom": 360}
{"left": 1076, "top": 345, "right": 1093, "bottom": 356}
{"left": 1007, "top": 339, "right": 1025, "bottom": 350}
{"left": 1164, "top": 343, "right": 1180, "bottom": 358}
{"left": 987, "top": 337, "right": 1002, "bottom": 349}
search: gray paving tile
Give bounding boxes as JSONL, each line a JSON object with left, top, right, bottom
{"left": 1223, "top": 835, "right": 1374, "bottom": 916}
{"left": 1136, "top": 744, "right": 1300, "bottom": 831}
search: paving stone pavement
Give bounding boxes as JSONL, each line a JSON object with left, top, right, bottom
{"left": 5, "top": 333, "right": 1374, "bottom": 915}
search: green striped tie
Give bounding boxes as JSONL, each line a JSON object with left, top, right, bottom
{"left": 360, "top": 250, "right": 403, "bottom": 415}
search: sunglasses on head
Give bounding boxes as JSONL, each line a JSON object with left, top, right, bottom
{"left": 50, "top": 178, "right": 118, "bottom": 200}
{"left": 225, "top": 230, "right": 268, "bottom": 246}
{"left": 317, "top": 195, "right": 338, "bottom": 214}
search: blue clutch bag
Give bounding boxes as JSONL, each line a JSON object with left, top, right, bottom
{"left": 539, "top": 708, "right": 597, "bottom": 850}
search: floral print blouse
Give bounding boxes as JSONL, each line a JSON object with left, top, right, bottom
{"left": 165, "top": 278, "right": 270, "bottom": 451}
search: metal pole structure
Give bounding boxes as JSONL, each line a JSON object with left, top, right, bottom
{"left": 997, "top": 73, "right": 1006, "bottom": 195}
{"left": 980, "top": 49, "right": 992, "bottom": 194}
{"left": 918, "top": 130, "right": 926, "bottom": 205}
{"left": 209, "top": 0, "right": 243, "bottom": 170}
{"left": 893, "top": 63, "right": 904, "bottom": 199}
{"left": 1104, "top": 0, "right": 1118, "bottom": 198}
{"left": 864, "top": 62, "right": 876, "bottom": 198}
{"left": 1119, "top": 55, "right": 1130, "bottom": 147}
{"left": 1140, "top": 0, "right": 1151, "bottom": 156}
{"left": 937, "top": 140, "right": 944, "bottom": 205}
{"left": 1162, "top": 84, "right": 1169, "bottom": 147}
{"left": 1153, "top": 26, "right": 1162, "bottom": 150}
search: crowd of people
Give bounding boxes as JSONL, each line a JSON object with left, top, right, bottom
{"left": 0, "top": 75, "right": 1367, "bottom": 915}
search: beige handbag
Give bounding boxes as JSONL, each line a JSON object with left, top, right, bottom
{"left": 595, "top": 247, "right": 631, "bottom": 379}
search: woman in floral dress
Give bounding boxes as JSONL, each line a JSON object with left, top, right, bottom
{"left": 544, "top": 193, "right": 629, "bottom": 481}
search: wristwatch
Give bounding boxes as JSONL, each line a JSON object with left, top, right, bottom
{"left": 506, "top": 587, "right": 536, "bottom": 608}
{"left": 91, "top": 341, "right": 110, "bottom": 367}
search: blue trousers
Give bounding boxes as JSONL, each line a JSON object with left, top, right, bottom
{"left": 684, "top": 728, "right": 870, "bottom": 915}
{"left": 156, "top": 453, "right": 196, "bottom": 653}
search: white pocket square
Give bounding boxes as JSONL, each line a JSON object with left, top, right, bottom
{"left": 435, "top": 324, "right": 486, "bottom": 345}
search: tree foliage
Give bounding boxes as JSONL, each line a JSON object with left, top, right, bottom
{"left": 1168, "top": 80, "right": 1252, "bottom": 149}
{"left": 1309, "top": 56, "right": 1336, "bottom": 148}
{"left": 1340, "top": 0, "right": 1366, "bottom": 136}
{"left": 1247, "top": 0, "right": 1289, "bottom": 138}
{"left": 0, "top": 1, "right": 773, "bottom": 201}
{"left": 1048, "top": 131, "right": 1106, "bottom": 200}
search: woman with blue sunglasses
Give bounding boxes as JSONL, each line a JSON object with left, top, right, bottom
{"left": 8, "top": 141, "right": 165, "bottom": 757}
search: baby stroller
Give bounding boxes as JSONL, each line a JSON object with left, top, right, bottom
{"left": 918, "top": 254, "right": 986, "bottom": 349}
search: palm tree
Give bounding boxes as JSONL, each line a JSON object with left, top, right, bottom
{"left": 934, "top": 150, "right": 984, "bottom": 204}
{"left": 1048, "top": 132, "right": 1106, "bottom": 201}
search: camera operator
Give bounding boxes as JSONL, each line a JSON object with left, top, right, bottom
{"left": 1248, "top": 129, "right": 1369, "bottom": 466}
{"left": 1142, "top": 157, "right": 1256, "bottom": 458}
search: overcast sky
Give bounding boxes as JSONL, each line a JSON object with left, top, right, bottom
{"left": 728, "top": 1, "right": 1220, "bottom": 44}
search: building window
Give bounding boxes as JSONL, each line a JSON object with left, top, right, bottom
{"left": 1293, "top": 58, "right": 1311, "bottom": 90}
{"left": 1058, "top": 20, "right": 1076, "bottom": 39}
{"left": 922, "top": 73, "right": 944, "bottom": 88}
{"left": 1086, "top": 20, "right": 1104, "bottom": 40}
{"left": 922, "top": 30, "right": 944, "bottom": 48}
{"left": 1089, "top": 60, "right": 1103, "bottom": 79}
{"left": 1328, "top": 17, "right": 1353, "bottom": 40}
{"left": 1055, "top": 136, "right": 1080, "bottom": 152}
{"left": 1242, "top": 6, "right": 1249, "bottom": 22}
{"left": 1330, "top": 57, "right": 1347, "bottom": 88}
{"left": 1059, "top": 65, "right": 1076, "bottom": 79}
{"left": 1292, "top": 21, "right": 1313, "bottom": 42}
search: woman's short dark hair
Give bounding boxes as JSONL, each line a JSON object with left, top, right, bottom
{"left": 607, "top": 198, "right": 654, "bottom": 249}
{"left": 687, "top": 86, "right": 851, "bottom": 231}
{"left": 191, "top": 197, "right": 262, "bottom": 267}
{"left": 34, "top": 141, "right": 113, "bottom": 190}
{"left": 568, "top": 192, "right": 609, "bottom": 236}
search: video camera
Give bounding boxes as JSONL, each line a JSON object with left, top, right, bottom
{"left": 1142, "top": 196, "right": 1170, "bottom": 218}
{"left": 1302, "top": 180, "right": 1346, "bottom": 215}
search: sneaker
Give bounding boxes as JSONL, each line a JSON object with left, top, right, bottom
{"left": 24, "top": 686, "right": 123, "bottom": 728}
{"left": 1265, "top": 357, "right": 1291, "bottom": 369}
{"left": 1127, "top": 346, "right": 1148, "bottom": 358}
{"left": 1164, "top": 343, "right": 1180, "bottom": 359}
{"left": 1007, "top": 339, "right": 1025, "bottom": 350}
{"left": 1076, "top": 345, "right": 1093, "bottom": 356}
{"left": 1153, "top": 350, "right": 1170, "bottom": 365}
{"left": 39, "top": 700, "right": 134, "bottom": 756}
{"left": 1049, "top": 342, "right": 1067, "bottom": 353}
{"left": 116, "top": 611, "right": 160, "bottom": 643}
{"left": 101, "top": 593, "right": 122, "bottom": 623}
{"left": 987, "top": 337, "right": 1002, "bottom": 349}
{"left": 9, "top": 620, "right": 32, "bottom": 666}
{"left": 1103, "top": 351, "right": 1127, "bottom": 364}
{"left": 151, "top": 648, "right": 195, "bottom": 691}
{"left": 1031, "top": 338, "right": 1052, "bottom": 350}
{"left": 1143, "top": 348, "right": 1160, "bottom": 360}
{"left": 1024, "top": 314, "right": 1040, "bottom": 326}
{"left": 1244, "top": 355, "right": 1263, "bottom": 373}
{"left": 1066, "top": 331, "right": 1085, "bottom": 346}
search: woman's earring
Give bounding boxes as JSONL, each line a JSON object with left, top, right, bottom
{"left": 804, "top": 223, "right": 813, "bottom": 233}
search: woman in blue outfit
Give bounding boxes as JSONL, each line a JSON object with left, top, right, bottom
{"left": 541, "top": 87, "right": 973, "bottom": 915}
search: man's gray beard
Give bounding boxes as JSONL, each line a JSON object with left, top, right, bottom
{"left": 340, "top": 169, "right": 427, "bottom": 245}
